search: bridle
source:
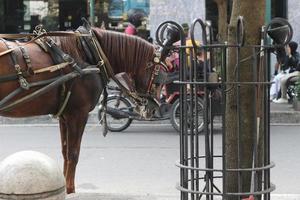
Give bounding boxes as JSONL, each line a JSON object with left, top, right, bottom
{"left": 145, "top": 57, "right": 169, "bottom": 96}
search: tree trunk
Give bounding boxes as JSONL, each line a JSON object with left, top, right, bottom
{"left": 214, "top": 0, "right": 228, "bottom": 42}
{"left": 225, "top": 0, "right": 265, "bottom": 199}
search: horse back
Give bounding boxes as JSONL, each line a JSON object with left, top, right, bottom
{"left": 0, "top": 39, "right": 102, "bottom": 117}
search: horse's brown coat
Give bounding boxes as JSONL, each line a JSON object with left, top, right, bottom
{"left": 0, "top": 28, "right": 155, "bottom": 193}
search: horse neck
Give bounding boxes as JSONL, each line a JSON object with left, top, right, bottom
{"left": 94, "top": 29, "right": 154, "bottom": 92}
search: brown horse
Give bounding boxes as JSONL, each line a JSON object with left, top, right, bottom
{"left": 0, "top": 28, "right": 155, "bottom": 193}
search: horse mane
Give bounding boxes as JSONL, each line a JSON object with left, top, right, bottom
{"left": 92, "top": 28, "right": 155, "bottom": 74}
{"left": 52, "top": 28, "right": 155, "bottom": 93}
{"left": 53, "top": 28, "right": 155, "bottom": 76}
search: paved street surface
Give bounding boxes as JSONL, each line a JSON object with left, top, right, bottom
{"left": 0, "top": 124, "right": 299, "bottom": 200}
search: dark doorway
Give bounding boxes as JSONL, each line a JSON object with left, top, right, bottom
{"left": 205, "top": 0, "right": 218, "bottom": 41}
{"left": 0, "top": 0, "right": 25, "bottom": 33}
{"left": 59, "top": 0, "right": 87, "bottom": 31}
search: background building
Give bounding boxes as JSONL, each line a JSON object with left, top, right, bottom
{"left": 0, "top": 0, "right": 86, "bottom": 33}
{"left": 149, "top": 0, "right": 205, "bottom": 39}
{"left": 0, "top": 0, "right": 298, "bottom": 44}
{"left": 288, "top": 0, "right": 300, "bottom": 43}
{"left": 0, "top": 0, "right": 151, "bottom": 38}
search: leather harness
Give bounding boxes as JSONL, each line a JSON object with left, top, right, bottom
{"left": 0, "top": 23, "right": 164, "bottom": 117}
{"left": 0, "top": 39, "right": 30, "bottom": 90}
{"left": 0, "top": 25, "right": 104, "bottom": 115}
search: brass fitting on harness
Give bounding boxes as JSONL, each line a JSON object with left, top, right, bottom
{"left": 15, "top": 64, "right": 30, "bottom": 90}
{"left": 18, "top": 77, "right": 30, "bottom": 90}
{"left": 14, "top": 64, "right": 22, "bottom": 75}
{"left": 62, "top": 54, "right": 84, "bottom": 75}
{"left": 153, "top": 51, "right": 161, "bottom": 64}
{"left": 153, "top": 65, "right": 161, "bottom": 75}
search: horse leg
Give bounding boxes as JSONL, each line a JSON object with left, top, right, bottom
{"left": 64, "top": 111, "right": 89, "bottom": 194}
{"left": 59, "top": 118, "right": 68, "bottom": 176}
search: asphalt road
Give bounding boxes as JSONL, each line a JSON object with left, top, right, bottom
{"left": 0, "top": 124, "right": 299, "bottom": 198}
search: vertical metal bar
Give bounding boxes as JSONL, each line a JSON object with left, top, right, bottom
{"left": 221, "top": 44, "right": 227, "bottom": 200}
{"left": 190, "top": 19, "right": 210, "bottom": 200}
{"left": 183, "top": 46, "right": 189, "bottom": 200}
{"left": 210, "top": 90, "right": 214, "bottom": 200}
{"left": 207, "top": 37, "right": 214, "bottom": 200}
{"left": 265, "top": 48, "right": 271, "bottom": 200}
{"left": 252, "top": 47, "right": 258, "bottom": 196}
{"left": 194, "top": 49, "right": 200, "bottom": 200}
{"left": 190, "top": 18, "right": 211, "bottom": 199}
{"left": 179, "top": 47, "right": 185, "bottom": 200}
{"left": 254, "top": 27, "right": 264, "bottom": 199}
{"left": 179, "top": 45, "right": 184, "bottom": 200}
{"left": 236, "top": 42, "right": 242, "bottom": 199}
{"left": 189, "top": 47, "right": 195, "bottom": 200}
{"left": 236, "top": 16, "right": 245, "bottom": 199}
{"left": 203, "top": 45, "right": 211, "bottom": 200}
{"left": 179, "top": 38, "right": 188, "bottom": 200}
{"left": 250, "top": 47, "right": 261, "bottom": 198}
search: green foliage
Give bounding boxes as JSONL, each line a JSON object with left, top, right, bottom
{"left": 295, "top": 78, "right": 300, "bottom": 101}
{"left": 41, "top": 16, "right": 59, "bottom": 31}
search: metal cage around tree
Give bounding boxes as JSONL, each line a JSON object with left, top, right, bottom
{"left": 155, "top": 17, "right": 293, "bottom": 200}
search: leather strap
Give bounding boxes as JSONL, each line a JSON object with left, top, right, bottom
{"left": 16, "top": 41, "right": 34, "bottom": 75}
{"left": 0, "top": 39, "right": 30, "bottom": 90}
{"left": 146, "top": 64, "right": 161, "bottom": 94}
{"left": 88, "top": 29, "right": 147, "bottom": 104}
{"left": 0, "top": 32, "right": 91, "bottom": 57}
{"left": 0, "top": 32, "right": 90, "bottom": 39}
{"left": 33, "top": 62, "right": 69, "bottom": 74}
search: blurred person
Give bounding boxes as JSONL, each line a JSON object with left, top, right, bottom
{"left": 273, "top": 41, "right": 300, "bottom": 103}
{"left": 269, "top": 46, "right": 286, "bottom": 100}
{"left": 124, "top": 11, "right": 144, "bottom": 35}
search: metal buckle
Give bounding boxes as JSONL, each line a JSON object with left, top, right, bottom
{"left": 18, "top": 76, "right": 30, "bottom": 90}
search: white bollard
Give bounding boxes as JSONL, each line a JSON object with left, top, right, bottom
{"left": 0, "top": 151, "right": 65, "bottom": 200}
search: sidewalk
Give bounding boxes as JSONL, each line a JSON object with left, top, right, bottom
{"left": 66, "top": 193, "right": 300, "bottom": 200}
{"left": 270, "top": 101, "right": 300, "bottom": 124}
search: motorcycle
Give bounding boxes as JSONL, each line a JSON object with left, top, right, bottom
{"left": 98, "top": 83, "right": 205, "bottom": 132}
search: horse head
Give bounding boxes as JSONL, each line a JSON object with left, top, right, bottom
{"left": 92, "top": 28, "right": 156, "bottom": 95}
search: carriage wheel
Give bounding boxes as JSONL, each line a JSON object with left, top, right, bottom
{"left": 170, "top": 97, "right": 204, "bottom": 133}
{"left": 98, "top": 96, "right": 133, "bottom": 132}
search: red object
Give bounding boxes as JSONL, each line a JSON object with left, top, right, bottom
{"left": 242, "top": 195, "right": 255, "bottom": 200}
{"left": 124, "top": 24, "right": 137, "bottom": 35}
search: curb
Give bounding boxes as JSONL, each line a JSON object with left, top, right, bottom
{"left": 270, "top": 111, "right": 300, "bottom": 124}
{"left": 66, "top": 193, "right": 300, "bottom": 200}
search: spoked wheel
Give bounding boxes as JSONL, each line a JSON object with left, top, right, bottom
{"left": 98, "top": 96, "right": 133, "bottom": 132}
{"left": 170, "top": 97, "right": 205, "bottom": 133}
